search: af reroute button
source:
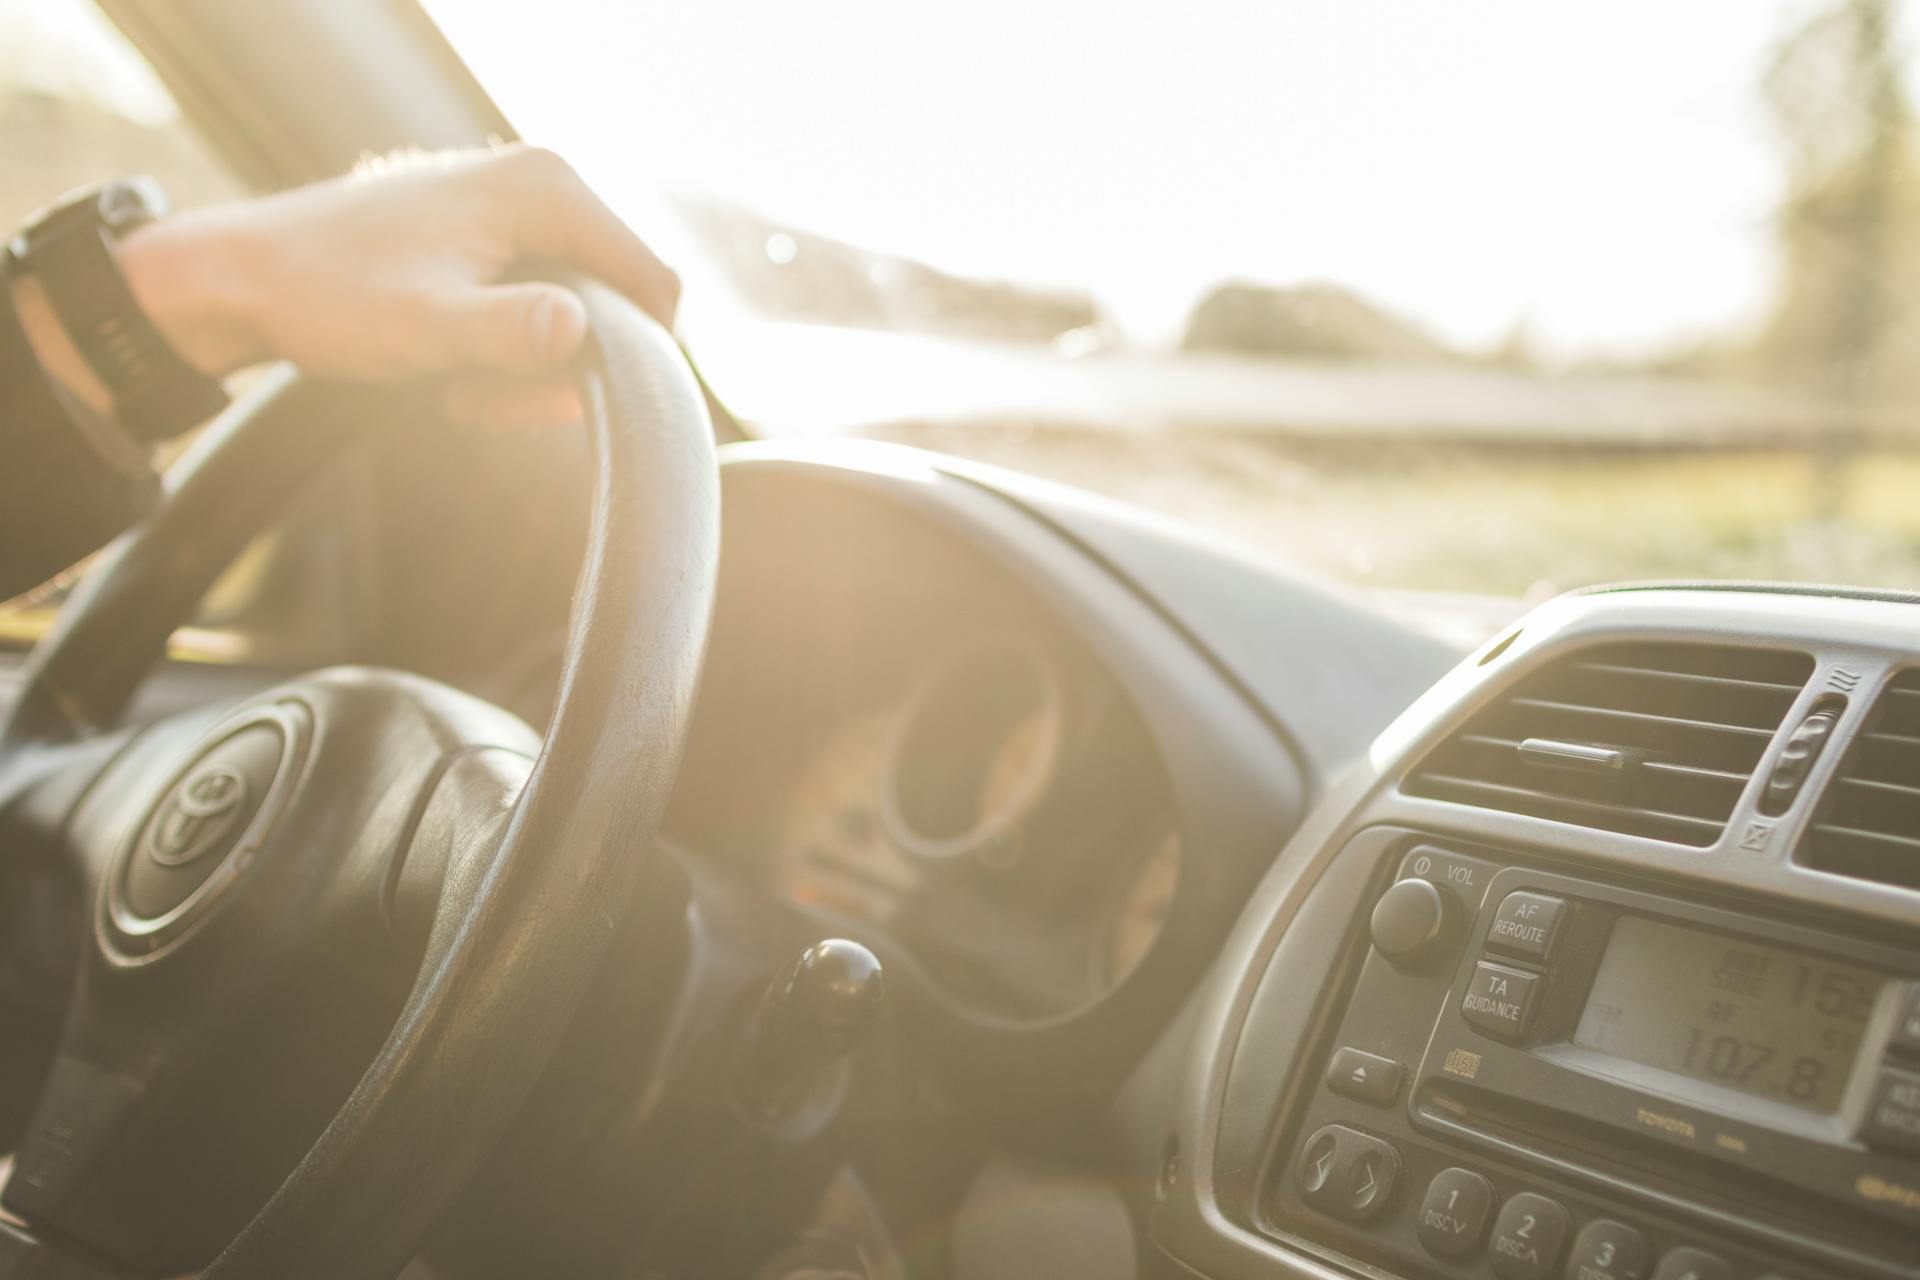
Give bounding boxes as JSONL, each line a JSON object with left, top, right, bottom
{"left": 1486, "top": 890, "right": 1566, "bottom": 962}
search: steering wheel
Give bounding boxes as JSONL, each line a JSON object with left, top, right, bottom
{"left": 0, "top": 283, "right": 718, "bottom": 1279}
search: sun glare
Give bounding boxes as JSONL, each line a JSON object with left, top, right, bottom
{"left": 423, "top": 0, "right": 1905, "bottom": 360}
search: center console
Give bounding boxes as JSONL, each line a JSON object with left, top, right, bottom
{"left": 1147, "top": 590, "right": 1920, "bottom": 1280}
{"left": 1265, "top": 833, "right": 1919, "bottom": 1280}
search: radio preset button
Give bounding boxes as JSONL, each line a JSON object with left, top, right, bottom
{"left": 1565, "top": 1218, "right": 1650, "bottom": 1280}
{"left": 1325, "top": 1046, "right": 1403, "bottom": 1106}
{"left": 1487, "top": 1191, "right": 1570, "bottom": 1280}
{"left": 1861, "top": 1065, "right": 1920, "bottom": 1154}
{"left": 1650, "top": 1246, "right": 1731, "bottom": 1280}
{"left": 1416, "top": 1166, "right": 1493, "bottom": 1260}
{"left": 1463, "top": 961, "right": 1541, "bottom": 1041}
{"left": 1487, "top": 891, "right": 1567, "bottom": 962}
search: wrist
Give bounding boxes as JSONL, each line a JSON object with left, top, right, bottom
{"left": 118, "top": 206, "right": 269, "bottom": 379}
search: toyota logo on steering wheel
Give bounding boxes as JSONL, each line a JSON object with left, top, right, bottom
{"left": 148, "top": 765, "right": 249, "bottom": 867}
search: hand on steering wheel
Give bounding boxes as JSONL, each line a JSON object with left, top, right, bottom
{"left": 38, "top": 144, "right": 679, "bottom": 432}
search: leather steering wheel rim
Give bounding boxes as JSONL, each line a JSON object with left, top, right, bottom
{"left": 0, "top": 281, "right": 719, "bottom": 1279}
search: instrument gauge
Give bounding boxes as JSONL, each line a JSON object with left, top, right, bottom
{"left": 774, "top": 707, "right": 918, "bottom": 920}
{"left": 1105, "top": 830, "right": 1181, "bottom": 986}
{"left": 882, "top": 639, "right": 1063, "bottom": 863}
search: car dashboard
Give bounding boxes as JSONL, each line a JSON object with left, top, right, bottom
{"left": 5, "top": 439, "right": 1918, "bottom": 1280}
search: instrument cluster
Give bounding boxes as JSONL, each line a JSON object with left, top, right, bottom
{"left": 768, "top": 636, "right": 1182, "bottom": 1020}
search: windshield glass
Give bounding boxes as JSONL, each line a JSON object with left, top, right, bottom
{"left": 429, "top": 0, "right": 1920, "bottom": 602}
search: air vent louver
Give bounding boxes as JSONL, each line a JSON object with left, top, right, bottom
{"left": 1800, "top": 669, "right": 1920, "bottom": 889}
{"left": 1407, "top": 642, "right": 1813, "bottom": 846}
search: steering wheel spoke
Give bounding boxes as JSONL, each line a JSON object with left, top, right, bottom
{"left": 389, "top": 745, "right": 532, "bottom": 951}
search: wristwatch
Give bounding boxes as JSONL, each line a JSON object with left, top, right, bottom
{"left": 7, "top": 177, "right": 229, "bottom": 442}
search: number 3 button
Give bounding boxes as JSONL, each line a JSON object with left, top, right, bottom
{"left": 1566, "top": 1219, "right": 1650, "bottom": 1280}
{"left": 1487, "top": 1192, "right": 1570, "bottom": 1280}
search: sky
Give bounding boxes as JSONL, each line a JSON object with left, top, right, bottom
{"left": 424, "top": 0, "right": 1894, "bottom": 358}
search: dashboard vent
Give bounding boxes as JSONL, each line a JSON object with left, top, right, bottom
{"left": 1407, "top": 642, "right": 1813, "bottom": 846}
{"left": 1800, "top": 669, "right": 1920, "bottom": 889}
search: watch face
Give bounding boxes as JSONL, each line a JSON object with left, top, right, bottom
{"left": 97, "top": 178, "right": 169, "bottom": 236}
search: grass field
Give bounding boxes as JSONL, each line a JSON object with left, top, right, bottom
{"left": 877, "top": 421, "right": 1920, "bottom": 599}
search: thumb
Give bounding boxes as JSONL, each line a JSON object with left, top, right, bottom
{"left": 431, "top": 281, "right": 589, "bottom": 373}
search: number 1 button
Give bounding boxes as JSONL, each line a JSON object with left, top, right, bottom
{"left": 1416, "top": 1167, "right": 1492, "bottom": 1259}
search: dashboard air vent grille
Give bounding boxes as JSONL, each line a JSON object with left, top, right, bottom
{"left": 1407, "top": 642, "right": 1813, "bottom": 846}
{"left": 1801, "top": 668, "right": 1920, "bottom": 889}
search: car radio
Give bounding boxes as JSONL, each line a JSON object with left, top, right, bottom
{"left": 1263, "top": 841, "right": 1920, "bottom": 1280}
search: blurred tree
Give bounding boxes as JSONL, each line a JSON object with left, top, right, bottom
{"left": 1759, "top": 0, "right": 1915, "bottom": 407}
{"left": 1181, "top": 281, "right": 1459, "bottom": 364}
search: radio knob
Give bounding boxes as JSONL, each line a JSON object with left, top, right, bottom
{"left": 1370, "top": 877, "right": 1453, "bottom": 968}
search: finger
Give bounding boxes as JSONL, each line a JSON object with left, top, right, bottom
{"left": 445, "top": 370, "right": 583, "bottom": 431}
{"left": 500, "top": 148, "right": 682, "bottom": 325}
{"left": 430, "top": 281, "right": 589, "bottom": 374}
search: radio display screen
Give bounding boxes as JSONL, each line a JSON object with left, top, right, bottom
{"left": 1573, "top": 915, "right": 1882, "bottom": 1114}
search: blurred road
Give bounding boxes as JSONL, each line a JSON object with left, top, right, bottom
{"left": 699, "top": 321, "right": 1919, "bottom": 448}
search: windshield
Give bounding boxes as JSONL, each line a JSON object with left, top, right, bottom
{"left": 429, "top": 0, "right": 1920, "bottom": 601}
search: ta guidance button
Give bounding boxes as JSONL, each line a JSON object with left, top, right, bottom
{"left": 1325, "top": 1047, "right": 1403, "bottom": 1106}
{"left": 1463, "top": 961, "right": 1541, "bottom": 1041}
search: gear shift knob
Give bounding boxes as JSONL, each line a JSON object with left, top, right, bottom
{"left": 740, "top": 939, "right": 885, "bottom": 1123}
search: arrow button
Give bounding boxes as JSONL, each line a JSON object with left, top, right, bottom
{"left": 1294, "top": 1125, "right": 1401, "bottom": 1223}
{"left": 1347, "top": 1151, "right": 1387, "bottom": 1214}
{"left": 1298, "top": 1130, "right": 1338, "bottom": 1195}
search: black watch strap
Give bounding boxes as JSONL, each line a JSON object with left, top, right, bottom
{"left": 8, "top": 178, "right": 229, "bottom": 443}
